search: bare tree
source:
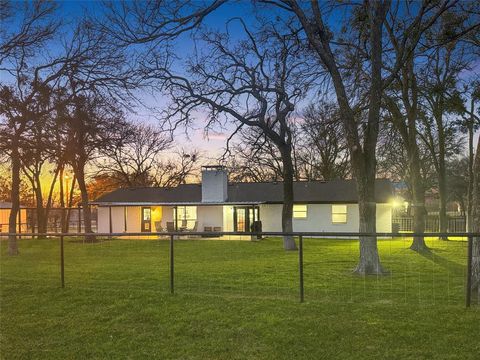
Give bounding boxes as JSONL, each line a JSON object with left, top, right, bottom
{"left": 59, "top": 89, "right": 128, "bottom": 238}
{"left": 266, "top": 0, "right": 391, "bottom": 272}
{"left": 377, "top": 121, "right": 437, "bottom": 211}
{"left": 446, "top": 157, "right": 469, "bottom": 214}
{"left": 0, "top": 0, "right": 59, "bottom": 63}
{"left": 153, "top": 149, "right": 201, "bottom": 187}
{"left": 457, "top": 82, "right": 480, "bottom": 231}
{"left": 0, "top": 0, "right": 61, "bottom": 254}
{"left": 226, "top": 127, "right": 286, "bottom": 183}
{"left": 97, "top": 123, "right": 172, "bottom": 187}
{"left": 263, "top": 0, "right": 461, "bottom": 274}
{"left": 383, "top": 54, "right": 430, "bottom": 251}
{"left": 19, "top": 108, "right": 62, "bottom": 233}
{"left": 297, "top": 102, "right": 349, "bottom": 181}
{"left": 98, "top": 0, "right": 226, "bottom": 46}
{"left": 471, "top": 134, "right": 480, "bottom": 302}
{"left": 417, "top": 12, "right": 478, "bottom": 237}
{"left": 153, "top": 21, "right": 316, "bottom": 249}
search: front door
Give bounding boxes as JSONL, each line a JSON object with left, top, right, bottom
{"left": 141, "top": 207, "right": 151, "bottom": 232}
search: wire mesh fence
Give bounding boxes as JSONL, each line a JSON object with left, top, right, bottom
{"left": 0, "top": 231, "right": 477, "bottom": 307}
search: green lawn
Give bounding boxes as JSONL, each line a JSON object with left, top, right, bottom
{"left": 1, "top": 237, "right": 479, "bottom": 359}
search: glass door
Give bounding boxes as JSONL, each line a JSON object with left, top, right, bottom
{"left": 234, "top": 206, "right": 258, "bottom": 232}
{"left": 235, "top": 208, "right": 247, "bottom": 232}
{"left": 141, "top": 207, "right": 151, "bottom": 232}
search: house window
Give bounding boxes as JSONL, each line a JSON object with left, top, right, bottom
{"left": 332, "top": 205, "right": 347, "bottom": 224}
{"left": 174, "top": 206, "right": 197, "bottom": 230}
{"left": 293, "top": 204, "right": 308, "bottom": 219}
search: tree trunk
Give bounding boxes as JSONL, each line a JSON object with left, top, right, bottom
{"left": 44, "top": 166, "right": 60, "bottom": 233}
{"left": 280, "top": 147, "right": 297, "bottom": 250}
{"left": 466, "top": 113, "right": 474, "bottom": 232}
{"left": 75, "top": 164, "right": 94, "bottom": 240}
{"left": 354, "top": 176, "right": 385, "bottom": 275}
{"left": 409, "top": 145, "right": 429, "bottom": 251}
{"left": 60, "top": 167, "right": 66, "bottom": 232}
{"left": 470, "top": 135, "right": 480, "bottom": 302}
{"left": 65, "top": 175, "right": 76, "bottom": 233}
{"left": 8, "top": 146, "right": 21, "bottom": 255}
{"left": 438, "top": 168, "right": 448, "bottom": 238}
{"left": 436, "top": 113, "right": 448, "bottom": 239}
{"left": 34, "top": 175, "right": 47, "bottom": 234}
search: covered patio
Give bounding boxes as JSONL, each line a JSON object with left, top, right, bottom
{"left": 94, "top": 201, "right": 263, "bottom": 240}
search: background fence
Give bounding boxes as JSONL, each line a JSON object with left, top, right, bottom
{"left": 392, "top": 215, "right": 466, "bottom": 232}
{"left": 1, "top": 231, "right": 478, "bottom": 308}
{"left": 0, "top": 206, "right": 97, "bottom": 234}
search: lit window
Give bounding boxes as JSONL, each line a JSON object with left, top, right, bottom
{"left": 293, "top": 205, "right": 308, "bottom": 219}
{"left": 174, "top": 206, "right": 197, "bottom": 230}
{"left": 332, "top": 205, "right": 347, "bottom": 224}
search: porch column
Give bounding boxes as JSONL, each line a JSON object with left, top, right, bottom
{"left": 109, "top": 206, "right": 112, "bottom": 234}
{"left": 124, "top": 206, "right": 127, "bottom": 232}
{"left": 174, "top": 206, "right": 178, "bottom": 231}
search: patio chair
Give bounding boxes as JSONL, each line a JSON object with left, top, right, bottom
{"left": 180, "top": 219, "right": 188, "bottom": 232}
{"left": 202, "top": 226, "right": 212, "bottom": 238}
{"left": 213, "top": 226, "right": 222, "bottom": 238}
{"left": 187, "top": 221, "right": 198, "bottom": 238}
{"left": 166, "top": 222, "right": 175, "bottom": 232}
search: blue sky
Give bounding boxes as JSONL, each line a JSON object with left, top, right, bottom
{"left": 56, "top": 1, "right": 263, "bottom": 159}
{"left": 4, "top": 1, "right": 478, "bottom": 158}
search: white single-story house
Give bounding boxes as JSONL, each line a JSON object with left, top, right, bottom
{"left": 92, "top": 166, "right": 394, "bottom": 238}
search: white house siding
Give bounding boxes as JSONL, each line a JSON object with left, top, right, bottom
{"left": 97, "top": 207, "right": 109, "bottom": 233}
{"left": 197, "top": 206, "right": 223, "bottom": 231}
{"left": 97, "top": 203, "right": 392, "bottom": 237}
{"left": 162, "top": 207, "right": 174, "bottom": 225}
{"left": 259, "top": 204, "right": 283, "bottom": 232}
{"left": 259, "top": 203, "right": 392, "bottom": 234}
{"left": 98, "top": 206, "right": 141, "bottom": 233}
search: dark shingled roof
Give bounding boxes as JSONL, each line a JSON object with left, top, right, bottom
{"left": 92, "top": 179, "right": 393, "bottom": 204}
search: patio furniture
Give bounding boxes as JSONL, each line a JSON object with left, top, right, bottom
{"left": 202, "top": 226, "right": 212, "bottom": 238}
{"left": 180, "top": 219, "right": 188, "bottom": 232}
{"left": 166, "top": 222, "right": 175, "bottom": 232}
{"left": 191, "top": 221, "right": 198, "bottom": 231}
{"left": 187, "top": 221, "right": 198, "bottom": 238}
{"left": 213, "top": 226, "right": 222, "bottom": 237}
{"left": 154, "top": 221, "right": 163, "bottom": 232}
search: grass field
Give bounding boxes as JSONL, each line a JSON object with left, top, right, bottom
{"left": 1, "top": 237, "right": 479, "bottom": 359}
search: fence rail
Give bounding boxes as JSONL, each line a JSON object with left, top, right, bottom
{"left": 1, "top": 231, "right": 478, "bottom": 307}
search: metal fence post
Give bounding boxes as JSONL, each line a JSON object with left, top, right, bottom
{"left": 60, "top": 235, "right": 65, "bottom": 288}
{"left": 170, "top": 234, "right": 174, "bottom": 294}
{"left": 466, "top": 235, "right": 473, "bottom": 308}
{"left": 299, "top": 235, "right": 304, "bottom": 303}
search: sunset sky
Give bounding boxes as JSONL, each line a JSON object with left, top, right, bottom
{"left": 3, "top": 1, "right": 479, "bottom": 164}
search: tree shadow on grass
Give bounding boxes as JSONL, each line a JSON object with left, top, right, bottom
{"left": 418, "top": 250, "right": 465, "bottom": 274}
